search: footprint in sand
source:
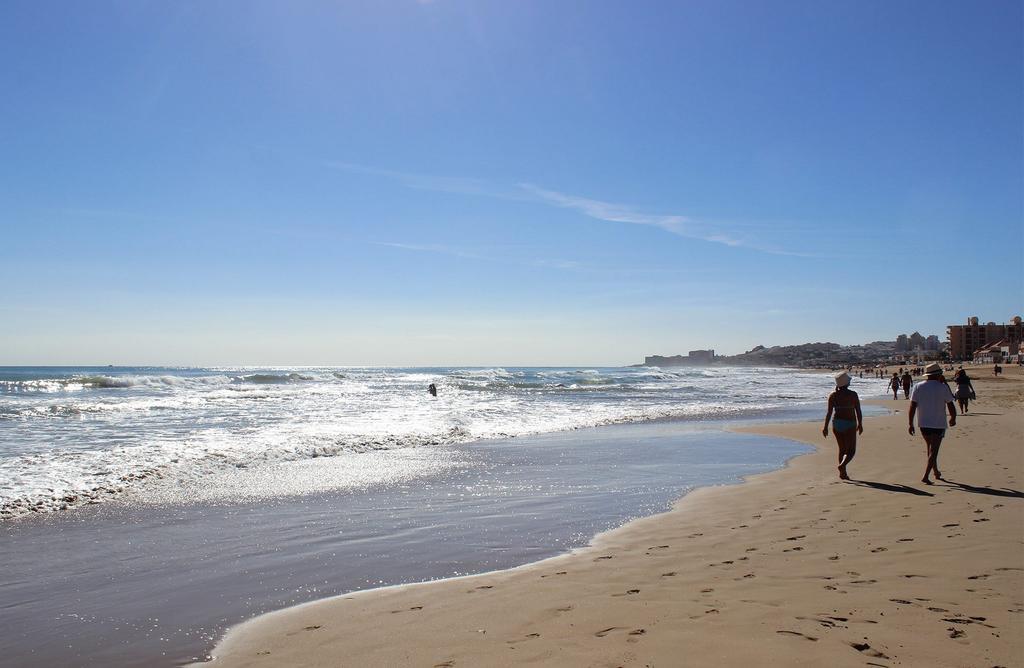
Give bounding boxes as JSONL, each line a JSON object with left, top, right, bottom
{"left": 797, "top": 615, "right": 842, "bottom": 628}
{"left": 849, "top": 642, "right": 889, "bottom": 659}
{"left": 700, "top": 588, "right": 714, "bottom": 593}
{"left": 555, "top": 605, "right": 574, "bottom": 613}
{"left": 661, "top": 571, "right": 677, "bottom": 577}
{"left": 948, "top": 627, "right": 966, "bottom": 639}
{"left": 303, "top": 625, "right": 322, "bottom": 631}
{"left": 942, "top": 523, "right": 959, "bottom": 528}
{"left": 433, "top": 661, "right": 455, "bottom": 667}
{"left": 594, "top": 627, "right": 623, "bottom": 637}
{"left": 594, "top": 555, "right": 614, "bottom": 561}
{"left": 871, "top": 547, "right": 888, "bottom": 553}
{"left": 942, "top": 616, "right": 995, "bottom": 628}
{"left": 612, "top": 589, "right": 641, "bottom": 597}
{"left": 777, "top": 630, "right": 818, "bottom": 641}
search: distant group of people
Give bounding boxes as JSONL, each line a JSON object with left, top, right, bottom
{"left": 887, "top": 369, "right": 915, "bottom": 399}
{"left": 823, "top": 361, "right": 962, "bottom": 485}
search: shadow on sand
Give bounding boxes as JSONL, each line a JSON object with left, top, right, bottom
{"left": 938, "top": 479, "right": 1024, "bottom": 498}
{"left": 847, "top": 480, "right": 934, "bottom": 496}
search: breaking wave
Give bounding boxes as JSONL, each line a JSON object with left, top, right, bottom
{"left": 0, "top": 365, "right": 893, "bottom": 519}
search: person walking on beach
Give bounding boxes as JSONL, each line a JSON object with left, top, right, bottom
{"left": 952, "top": 367, "right": 975, "bottom": 414}
{"left": 901, "top": 370, "right": 913, "bottom": 399}
{"left": 908, "top": 362, "right": 957, "bottom": 485}
{"left": 889, "top": 373, "right": 901, "bottom": 399}
{"left": 823, "top": 370, "right": 863, "bottom": 481}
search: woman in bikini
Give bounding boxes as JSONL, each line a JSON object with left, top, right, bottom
{"left": 823, "top": 370, "right": 863, "bottom": 480}
{"left": 888, "top": 372, "right": 901, "bottom": 399}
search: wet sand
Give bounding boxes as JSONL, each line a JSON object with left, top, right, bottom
{"left": 207, "top": 367, "right": 1023, "bottom": 667}
{"left": 0, "top": 421, "right": 810, "bottom": 667}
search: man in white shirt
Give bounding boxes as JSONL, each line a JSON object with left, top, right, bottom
{"left": 908, "top": 362, "right": 957, "bottom": 485}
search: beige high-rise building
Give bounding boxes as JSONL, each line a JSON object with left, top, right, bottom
{"left": 947, "top": 316, "right": 1023, "bottom": 360}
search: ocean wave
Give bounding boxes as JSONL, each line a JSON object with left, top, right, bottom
{"left": 0, "top": 366, "right": 894, "bottom": 520}
{"left": 235, "top": 373, "right": 316, "bottom": 384}
{"left": 1, "top": 374, "right": 233, "bottom": 393}
{"left": 0, "top": 425, "right": 481, "bottom": 519}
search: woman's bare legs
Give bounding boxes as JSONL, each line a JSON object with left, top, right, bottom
{"left": 834, "top": 429, "right": 856, "bottom": 480}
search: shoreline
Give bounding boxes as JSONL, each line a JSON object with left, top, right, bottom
{"left": 1, "top": 414, "right": 815, "bottom": 667}
{"left": 204, "top": 368, "right": 1023, "bottom": 667}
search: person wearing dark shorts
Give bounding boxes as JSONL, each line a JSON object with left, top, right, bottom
{"left": 908, "top": 362, "right": 957, "bottom": 485}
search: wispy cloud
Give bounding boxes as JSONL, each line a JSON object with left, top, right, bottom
{"left": 518, "top": 184, "right": 743, "bottom": 247}
{"left": 371, "top": 241, "right": 488, "bottom": 261}
{"left": 517, "top": 184, "right": 817, "bottom": 256}
{"left": 331, "top": 161, "right": 815, "bottom": 257}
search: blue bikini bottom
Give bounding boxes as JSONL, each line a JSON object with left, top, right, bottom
{"left": 832, "top": 418, "right": 857, "bottom": 433}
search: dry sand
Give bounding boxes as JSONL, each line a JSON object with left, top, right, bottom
{"left": 205, "top": 367, "right": 1023, "bottom": 667}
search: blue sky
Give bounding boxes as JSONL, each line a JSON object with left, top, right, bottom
{"left": 2, "top": 1, "right": 1021, "bottom": 365}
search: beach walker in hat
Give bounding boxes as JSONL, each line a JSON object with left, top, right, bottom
{"left": 822, "top": 370, "right": 863, "bottom": 480}
{"left": 908, "top": 362, "right": 957, "bottom": 485}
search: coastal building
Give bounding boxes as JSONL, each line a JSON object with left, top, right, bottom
{"left": 895, "top": 332, "right": 939, "bottom": 353}
{"left": 973, "top": 339, "right": 1011, "bottom": 364}
{"left": 643, "top": 349, "right": 715, "bottom": 366}
{"left": 688, "top": 349, "right": 715, "bottom": 363}
{"left": 947, "top": 316, "right": 1023, "bottom": 361}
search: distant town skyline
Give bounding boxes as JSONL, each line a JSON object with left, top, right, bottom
{"left": 2, "top": 2, "right": 1021, "bottom": 366}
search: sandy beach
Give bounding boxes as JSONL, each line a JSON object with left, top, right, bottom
{"left": 205, "top": 367, "right": 1023, "bottom": 667}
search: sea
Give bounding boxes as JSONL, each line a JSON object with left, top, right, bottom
{"left": 2, "top": 365, "right": 893, "bottom": 665}
{"left": 0, "top": 365, "right": 888, "bottom": 519}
